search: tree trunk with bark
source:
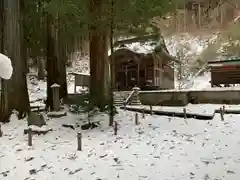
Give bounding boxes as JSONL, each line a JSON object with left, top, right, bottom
{"left": 37, "top": 58, "right": 45, "bottom": 80}
{"left": 57, "top": 17, "right": 67, "bottom": 99}
{"left": 46, "top": 13, "right": 67, "bottom": 110}
{"left": 46, "top": 12, "right": 58, "bottom": 110}
{"left": 0, "top": 0, "right": 30, "bottom": 122}
{"left": 89, "top": 0, "right": 109, "bottom": 110}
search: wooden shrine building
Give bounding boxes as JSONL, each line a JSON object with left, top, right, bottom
{"left": 208, "top": 58, "right": 240, "bottom": 87}
{"left": 110, "top": 43, "right": 177, "bottom": 91}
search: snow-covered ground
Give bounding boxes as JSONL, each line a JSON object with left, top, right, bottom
{"left": 1, "top": 108, "right": 240, "bottom": 180}
{"left": 1, "top": 33, "right": 240, "bottom": 180}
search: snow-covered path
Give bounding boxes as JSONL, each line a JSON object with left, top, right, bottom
{"left": 1, "top": 109, "right": 240, "bottom": 180}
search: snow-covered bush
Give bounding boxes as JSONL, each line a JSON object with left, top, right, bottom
{"left": 0, "top": 53, "right": 13, "bottom": 79}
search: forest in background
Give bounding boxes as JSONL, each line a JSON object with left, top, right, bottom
{"left": 0, "top": 0, "right": 179, "bottom": 123}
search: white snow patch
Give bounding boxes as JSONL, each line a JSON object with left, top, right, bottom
{"left": 0, "top": 53, "right": 13, "bottom": 80}
{"left": 1, "top": 108, "right": 240, "bottom": 179}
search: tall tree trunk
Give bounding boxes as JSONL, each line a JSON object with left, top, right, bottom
{"left": 89, "top": 0, "right": 109, "bottom": 110}
{"left": 109, "top": 0, "right": 115, "bottom": 126}
{"left": 0, "top": 0, "right": 10, "bottom": 123}
{"left": 46, "top": 13, "right": 67, "bottom": 110}
{"left": 46, "top": 12, "right": 58, "bottom": 110}
{"left": 0, "top": 0, "right": 4, "bottom": 52}
{"left": 20, "top": 0, "right": 28, "bottom": 74}
{"left": 37, "top": 57, "right": 45, "bottom": 80}
{"left": 57, "top": 17, "right": 67, "bottom": 99}
{"left": 0, "top": 0, "right": 30, "bottom": 122}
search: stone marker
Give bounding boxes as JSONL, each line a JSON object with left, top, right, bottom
{"left": 131, "top": 87, "right": 141, "bottom": 105}
{"left": 51, "top": 83, "right": 60, "bottom": 111}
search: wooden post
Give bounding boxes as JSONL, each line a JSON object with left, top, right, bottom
{"left": 74, "top": 75, "right": 77, "bottom": 93}
{"left": 137, "top": 64, "right": 140, "bottom": 86}
{"left": 222, "top": 105, "right": 225, "bottom": 115}
{"left": 51, "top": 83, "right": 60, "bottom": 111}
{"left": 123, "top": 97, "right": 126, "bottom": 110}
{"left": 183, "top": 108, "right": 187, "bottom": 119}
{"left": 0, "top": 124, "right": 2, "bottom": 137}
{"left": 150, "top": 105, "right": 153, "bottom": 115}
{"left": 135, "top": 113, "right": 139, "bottom": 125}
{"left": 220, "top": 107, "right": 224, "bottom": 121}
{"left": 114, "top": 121, "right": 118, "bottom": 135}
{"left": 28, "top": 128, "right": 32, "bottom": 146}
{"left": 142, "top": 109, "right": 145, "bottom": 119}
{"left": 183, "top": 108, "right": 188, "bottom": 124}
{"left": 77, "top": 132, "right": 82, "bottom": 151}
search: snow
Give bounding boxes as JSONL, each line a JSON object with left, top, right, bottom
{"left": 183, "top": 73, "right": 211, "bottom": 90}
{"left": 129, "top": 103, "right": 240, "bottom": 117}
{"left": 28, "top": 125, "right": 52, "bottom": 132}
{"left": 50, "top": 83, "right": 60, "bottom": 88}
{"left": 2, "top": 33, "right": 240, "bottom": 179}
{"left": 0, "top": 53, "right": 13, "bottom": 80}
{"left": 108, "top": 41, "right": 156, "bottom": 55}
{"left": 165, "top": 33, "right": 218, "bottom": 57}
{"left": 1, "top": 107, "right": 240, "bottom": 180}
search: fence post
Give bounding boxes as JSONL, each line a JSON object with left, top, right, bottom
{"left": 77, "top": 132, "right": 82, "bottom": 151}
{"left": 220, "top": 107, "right": 224, "bottom": 121}
{"left": 114, "top": 121, "right": 118, "bottom": 135}
{"left": 222, "top": 105, "right": 225, "bottom": 115}
{"left": 142, "top": 109, "right": 145, "bottom": 119}
{"left": 135, "top": 113, "right": 139, "bottom": 125}
{"left": 28, "top": 128, "right": 32, "bottom": 146}
{"left": 183, "top": 108, "right": 188, "bottom": 124}
{"left": 0, "top": 124, "right": 2, "bottom": 137}
{"left": 150, "top": 105, "right": 153, "bottom": 115}
{"left": 183, "top": 108, "right": 187, "bottom": 119}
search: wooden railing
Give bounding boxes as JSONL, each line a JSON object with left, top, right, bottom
{"left": 123, "top": 90, "right": 135, "bottom": 106}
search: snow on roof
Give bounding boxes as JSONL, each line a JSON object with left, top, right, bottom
{"left": 0, "top": 53, "right": 13, "bottom": 79}
{"left": 108, "top": 41, "right": 157, "bottom": 55}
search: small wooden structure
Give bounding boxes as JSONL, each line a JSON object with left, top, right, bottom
{"left": 111, "top": 46, "right": 175, "bottom": 91}
{"left": 69, "top": 72, "right": 90, "bottom": 93}
{"left": 208, "top": 58, "right": 240, "bottom": 87}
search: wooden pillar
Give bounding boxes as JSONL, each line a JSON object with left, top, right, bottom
{"left": 74, "top": 75, "right": 77, "bottom": 93}
{"left": 51, "top": 83, "right": 60, "bottom": 111}
{"left": 184, "top": 5, "right": 187, "bottom": 31}
{"left": 125, "top": 65, "right": 128, "bottom": 89}
{"left": 137, "top": 63, "right": 140, "bottom": 87}
{"left": 198, "top": 3, "right": 201, "bottom": 29}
